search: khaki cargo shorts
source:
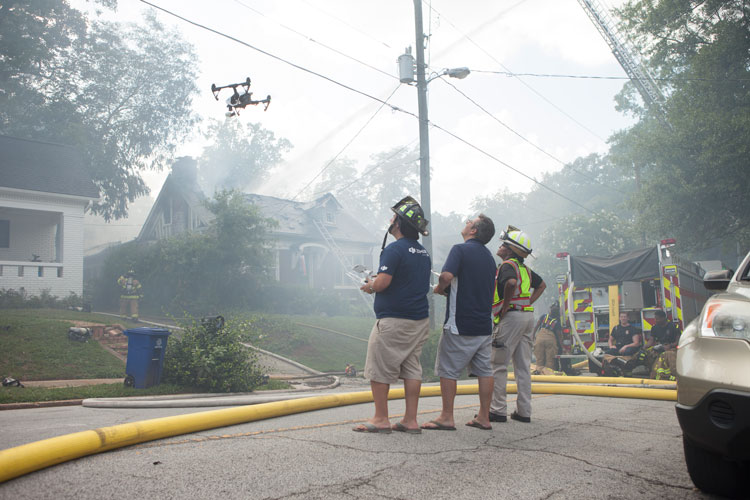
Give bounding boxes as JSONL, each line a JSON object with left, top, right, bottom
{"left": 364, "top": 317, "right": 430, "bottom": 384}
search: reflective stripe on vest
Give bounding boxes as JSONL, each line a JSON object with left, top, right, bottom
{"left": 492, "top": 258, "right": 533, "bottom": 323}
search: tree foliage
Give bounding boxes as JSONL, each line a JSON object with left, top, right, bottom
{"left": 198, "top": 119, "right": 292, "bottom": 193}
{"left": 313, "top": 146, "right": 420, "bottom": 233}
{"left": 611, "top": 0, "right": 750, "bottom": 252}
{"left": 0, "top": 2, "right": 199, "bottom": 220}
{"left": 92, "top": 190, "right": 277, "bottom": 313}
{"left": 471, "top": 154, "right": 639, "bottom": 289}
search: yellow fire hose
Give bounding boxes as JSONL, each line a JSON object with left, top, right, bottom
{"left": 0, "top": 383, "right": 675, "bottom": 483}
{"left": 512, "top": 374, "right": 675, "bottom": 386}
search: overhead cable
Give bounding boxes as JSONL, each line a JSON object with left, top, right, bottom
{"left": 139, "top": 0, "right": 593, "bottom": 214}
{"left": 290, "top": 85, "right": 401, "bottom": 201}
{"left": 231, "top": 0, "right": 397, "bottom": 81}
{"left": 439, "top": 77, "right": 625, "bottom": 195}
{"left": 425, "top": 4, "right": 606, "bottom": 143}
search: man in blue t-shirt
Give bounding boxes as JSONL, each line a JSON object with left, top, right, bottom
{"left": 353, "top": 196, "right": 432, "bottom": 435}
{"left": 422, "top": 214, "right": 497, "bottom": 431}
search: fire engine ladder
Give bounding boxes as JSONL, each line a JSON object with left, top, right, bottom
{"left": 577, "top": 0, "right": 667, "bottom": 119}
{"left": 313, "top": 219, "right": 375, "bottom": 314}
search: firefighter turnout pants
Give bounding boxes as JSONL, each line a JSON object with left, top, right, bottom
{"left": 119, "top": 296, "right": 139, "bottom": 320}
{"left": 650, "top": 349, "right": 677, "bottom": 381}
{"left": 533, "top": 328, "right": 558, "bottom": 370}
{"left": 491, "top": 310, "right": 535, "bottom": 418}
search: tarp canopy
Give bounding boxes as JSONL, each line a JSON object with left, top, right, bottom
{"left": 570, "top": 247, "right": 660, "bottom": 286}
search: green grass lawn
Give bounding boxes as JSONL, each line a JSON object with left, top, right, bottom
{"left": 0, "top": 378, "right": 291, "bottom": 404}
{"left": 0, "top": 310, "right": 129, "bottom": 381}
{"left": 253, "top": 314, "right": 374, "bottom": 373}
{"left": 0, "top": 309, "right": 294, "bottom": 404}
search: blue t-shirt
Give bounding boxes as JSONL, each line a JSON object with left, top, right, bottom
{"left": 374, "top": 238, "right": 431, "bottom": 320}
{"left": 441, "top": 238, "right": 496, "bottom": 336}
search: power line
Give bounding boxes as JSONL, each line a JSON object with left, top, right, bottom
{"left": 425, "top": 4, "right": 606, "bottom": 143}
{"left": 428, "top": 121, "right": 594, "bottom": 214}
{"left": 473, "top": 69, "right": 750, "bottom": 82}
{"left": 139, "top": 0, "right": 594, "bottom": 215}
{"left": 315, "top": 140, "right": 419, "bottom": 198}
{"left": 438, "top": 77, "right": 625, "bottom": 195}
{"left": 139, "top": 0, "right": 405, "bottom": 113}
{"left": 290, "top": 85, "right": 401, "bottom": 201}
{"left": 231, "top": 0, "right": 397, "bottom": 81}
{"left": 299, "top": 0, "right": 392, "bottom": 50}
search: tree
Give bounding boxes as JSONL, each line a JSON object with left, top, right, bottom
{"left": 0, "top": 3, "right": 199, "bottom": 220}
{"left": 611, "top": 0, "right": 750, "bottom": 252}
{"left": 198, "top": 119, "right": 292, "bottom": 193}
{"left": 93, "top": 190, "right": 277, "bottom": 313}
{"left": 313, "top": 146, "right": 420, "bottom": 233}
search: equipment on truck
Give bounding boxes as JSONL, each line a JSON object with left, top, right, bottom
{"left": 555, "top": 240, "right": 712, "bottom": 370}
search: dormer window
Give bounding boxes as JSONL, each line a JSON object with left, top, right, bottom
{"left": 325, "top": 210, "right": 336, "bottom": 225}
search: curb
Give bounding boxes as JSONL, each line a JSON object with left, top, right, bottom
{"left": 0, "top": 399, "right": 83, "bottom": 411}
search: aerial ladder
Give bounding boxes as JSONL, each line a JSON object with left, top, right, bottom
{"left": 577, "top": 0, "right": 667, "bottom": 119}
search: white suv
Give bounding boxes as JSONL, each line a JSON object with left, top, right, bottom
{"left": 676, "top": 251, "right": 750, "bottom": 497}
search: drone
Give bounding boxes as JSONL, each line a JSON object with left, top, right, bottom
{"left": 210, "top": 77, "right": 271, "bottom": 117}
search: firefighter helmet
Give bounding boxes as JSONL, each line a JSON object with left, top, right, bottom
{"left": 499, "top": 225, "right": 532, "bottom": 257}
{"left": 391, "top": 196, "right": 429, "bottom": 236}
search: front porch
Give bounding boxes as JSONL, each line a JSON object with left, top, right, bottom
{"left": 0, "top": 205, "right": 80, "bottom": 297}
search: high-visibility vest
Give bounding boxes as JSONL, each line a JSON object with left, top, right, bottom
{"left": 492, "top": 258, "right": 533, "bottom": 323}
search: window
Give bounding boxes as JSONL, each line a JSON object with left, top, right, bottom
{"left": 163, "top": 199, "right": 172, "bottom": 225}
{"left": 0, "top": 220, "right": 8, "bottom": 248}
{"left": 325, "top": 211, "right": 336, "bottom": 225}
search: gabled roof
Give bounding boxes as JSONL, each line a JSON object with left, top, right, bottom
{"left": 245, "top": 192, "right": 373, "bottom": 244}
{"left": 0, "top": 135, "right": 99, "bottom": 199}
{"left": 139, "top": 158, "right": 375, "bottom": 246}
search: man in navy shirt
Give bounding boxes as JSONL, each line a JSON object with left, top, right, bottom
{"left": 353, "top": 196, "right": 431, "bottom": 434}
{"left": 421, "top": 214, "right": 497, "bottom": 431}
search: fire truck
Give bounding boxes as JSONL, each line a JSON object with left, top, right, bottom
{"left": 554, "top": 240, "right": 712, "bottom": 367}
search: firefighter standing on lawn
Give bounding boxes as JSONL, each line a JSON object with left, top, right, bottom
{"left": 118, "top": 270, "right": 142, "bottom": 321}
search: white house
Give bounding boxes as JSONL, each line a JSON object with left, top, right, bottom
{"left": 0, "top": 135, "right": 99, "bottom": 298}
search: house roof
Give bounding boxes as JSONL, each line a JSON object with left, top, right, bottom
{"left": 139, "top": 159, "right": 375, "bottom": 246}
{"left": 244, "top": 192, "right": 374, "bottom": 244}
{"left": 0, "top": 135, "right": 99, "bottom": 199}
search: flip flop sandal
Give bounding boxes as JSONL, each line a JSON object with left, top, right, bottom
{"left": 465, "top": 419, "right": 492, "bottom": 430}
{"left": 352, "top": 422, "right": 392, "bottom": 434}
{"left": 392, "top": 422, "right": 422, "bottom": 434}
{"left": 420, "top": 420, "right": 456, "bottom": 431}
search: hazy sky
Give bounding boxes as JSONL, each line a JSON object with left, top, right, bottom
{"left": 87, "top": 0, "right": 634, "bottom": 216}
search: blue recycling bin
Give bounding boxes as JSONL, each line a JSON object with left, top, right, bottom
{"left": 123, "top": 327, "right": 171, "bottom": 389}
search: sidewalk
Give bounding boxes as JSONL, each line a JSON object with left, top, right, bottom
{"left": 22, "top": 379, "right": 123, "bottom": 389}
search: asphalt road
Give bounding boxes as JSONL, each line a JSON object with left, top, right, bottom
{"left": 0, "top": 381, "right": 707, "bottom": 500}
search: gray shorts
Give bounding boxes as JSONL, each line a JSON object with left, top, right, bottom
{"left": 435, "top": 330, "right": 492, "bottom": 379}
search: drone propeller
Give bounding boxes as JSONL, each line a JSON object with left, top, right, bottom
{"left": 211, "top": 77, "right": 270, "bottom": 115}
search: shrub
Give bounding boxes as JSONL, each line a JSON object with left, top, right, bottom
{"left": 0, "top": 289, "right": 85, "bottom": 310}
{"left": 163, "top": 315, "right": 266, "bottom": 392}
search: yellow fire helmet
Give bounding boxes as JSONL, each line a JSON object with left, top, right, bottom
{"left": 499, "top": 225, "right": 532, "bottom": 258}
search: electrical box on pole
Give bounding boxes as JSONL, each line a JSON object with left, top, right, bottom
{"left": 398, "top": 47, "right": 415, "bottom": 84}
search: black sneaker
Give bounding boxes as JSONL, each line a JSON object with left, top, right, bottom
{"left": 510, "top": 411, "right": 530, "bottom": 423}
{"left": 476, "top": 412, "right": 507, "bottom": 422}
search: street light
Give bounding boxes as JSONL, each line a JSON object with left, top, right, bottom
{"left": 398, "top": 1, "right": 471, "bottom": 327}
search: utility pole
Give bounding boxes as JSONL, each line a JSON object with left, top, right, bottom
{"left": 413, "top": 0, "right": 435, "bottom": 328}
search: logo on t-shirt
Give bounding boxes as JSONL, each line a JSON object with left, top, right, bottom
{"left": 408, "top": 247, "right": 428, "bottom": 254}
{"left": 380, "top": 265, "right": 388, "bottom": 271}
